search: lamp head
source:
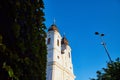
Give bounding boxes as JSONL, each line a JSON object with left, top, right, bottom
{"left": 95, "top": 32, "right": 99, "bottom": 35}
{"left": 101, "top": 34, "right": 104, "bottom": 36}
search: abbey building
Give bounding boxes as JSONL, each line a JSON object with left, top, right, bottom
{"left": 46, "top": 24, "right": 75, "bottom": 80}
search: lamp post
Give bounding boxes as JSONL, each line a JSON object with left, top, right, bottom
{"left": 95, "top": 32, "right": 112, "bottom": 63}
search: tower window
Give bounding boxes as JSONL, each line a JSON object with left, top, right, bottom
{"left": 57, "top": 56, "right": 59, "bottom": 59}
{"left": 69, "top": 52, "right": 70, "bottom": 58}
{"left": 61, "top": 51, "right": 64, "bottom": 54}
{"left": 57, "top": 39, "right": 59, "bottom": 46}
{"left": 70, "top": 66, "right": 72, "bottom": 69}
{"left": 47, "top": 38, "right": 51, "bottom": 44}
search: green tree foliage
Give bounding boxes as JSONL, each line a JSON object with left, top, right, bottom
{"left": 90, "top": 58, "right": 120, "bottom": 80}
{"left": 0, "top": 0, "right": 47, "bottom": 80}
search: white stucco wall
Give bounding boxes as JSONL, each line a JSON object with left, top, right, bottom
{"left": 46, "top": 29, "right": 75, "bottom": 80}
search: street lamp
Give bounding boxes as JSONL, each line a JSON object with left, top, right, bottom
{"left": 95, "top": 32, "right": 112, "bottom": 63}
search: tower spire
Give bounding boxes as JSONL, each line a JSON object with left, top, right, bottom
{"left": 63, "top": 32, "right": 66, "bottom": 37}
{"left": 53, "top": 18, "right": 56, "bottom": 25}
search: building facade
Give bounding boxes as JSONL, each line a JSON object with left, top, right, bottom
{"left": 46, "top": 24, "right": 75, "bottom": 80}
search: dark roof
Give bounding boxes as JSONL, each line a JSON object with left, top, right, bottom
{"left": 61, "top": 36, "right": 69, "bottom": 45}
{"left": 48, "top": 24, "right": 59, "bottom": 32}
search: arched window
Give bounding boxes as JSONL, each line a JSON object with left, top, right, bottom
{"left": 47, "top": 38, "right": 51, "bottom": 44}
{"left": 57, "top": 39, "right": 59, "bottom": 46}
{"left": 69, "top": 52, "right": 70, "bottom": 58}
{"left": 57, "top": 56, "right": 59, "bottom": 59}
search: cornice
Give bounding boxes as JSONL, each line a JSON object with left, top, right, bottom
{"left": 47, "top": 61, "right": 75, "bottom": 78}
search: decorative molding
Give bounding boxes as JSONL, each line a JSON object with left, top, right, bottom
{"left": 47, "top": 61, "right": 75, "bottom": 78}
{"left": 47, "top": 48, "right": 61, "bottom": 53}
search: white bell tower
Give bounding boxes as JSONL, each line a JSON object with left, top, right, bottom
{"left": 46, "top": 24, "right": 75, "bottom": 80}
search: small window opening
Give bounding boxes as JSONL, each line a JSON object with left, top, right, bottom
{"left": 70, "top": 67, "right": 72, "bottom": 69}
{"left": 57, "top": 39, "right": 59, "bottom": 46}
{"left": 57, "top": 56, "right": 59, "bottom": 59}
{"left": 69, "top": 52, "right": 70, "bottom": 58}
{"left": 47, "top": 38, "right": 51, "bottom": 44}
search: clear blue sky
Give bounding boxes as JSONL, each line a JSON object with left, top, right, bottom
{"left": 44, "top": 0, "right": 120, "bottom": 80}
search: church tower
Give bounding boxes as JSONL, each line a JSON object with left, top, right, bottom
{"left": 46, "top": 24, "right": 75, "bottom": 80}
